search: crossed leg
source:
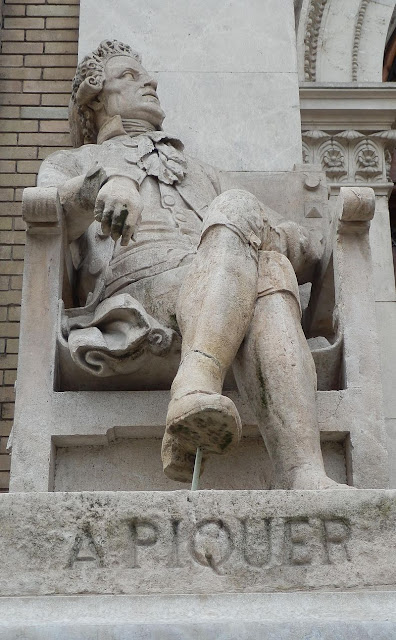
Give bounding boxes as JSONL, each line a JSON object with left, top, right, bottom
{"left": 161, "top": 189, "right": 348, "bottom": 488}
{"left": 162, "top": 191, "right": 260, "bottom": 480}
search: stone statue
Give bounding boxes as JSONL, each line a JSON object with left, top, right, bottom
{"left": 38, "top": 39, "right": 350, "bottom": 489}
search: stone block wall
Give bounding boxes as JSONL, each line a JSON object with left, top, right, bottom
{"left": 0, "top": 0, "right": 79, "bottom": 491}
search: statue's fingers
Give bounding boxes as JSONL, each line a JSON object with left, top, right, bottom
{"left": 110, "top": 203, "right": 127, "bottom": 241}
{"left": 101, "top": 205, "right": 113, "bottom": 236}
{"left": 120, "top": 210, "right": 135, "bottom": 246}
{"left": 94, "top": 198, "right": 104, "bottom": 222}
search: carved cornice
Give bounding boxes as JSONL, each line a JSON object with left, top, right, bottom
{"left": 302, "top": 129, "right": 396, "bottom": 189}
{"left": 300, "top": 84, "right": 396, "bottom": 130}
{"left": 352, "top": 0, "right": 370, "bottom": 81}
{"left": 304, "top": 0, "right": 329, "bottom": 81}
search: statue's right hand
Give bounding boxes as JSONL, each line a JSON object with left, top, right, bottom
{"left": 94, "top": 177, "right": 143, "bottom": 246}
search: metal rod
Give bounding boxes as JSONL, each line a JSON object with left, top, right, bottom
{"left": 191, "top": 447, "right": 202, "bottom": 490}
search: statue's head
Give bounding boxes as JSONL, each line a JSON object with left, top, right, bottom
{"left": 69, "top": 39, "right": 165, "bottom": 146}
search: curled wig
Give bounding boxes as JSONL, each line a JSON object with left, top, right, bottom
{"left": 69, "top": 39, "right": 141, "bottom": 147}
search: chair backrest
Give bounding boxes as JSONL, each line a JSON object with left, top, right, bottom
{"left": 224, "top": 164, "right": 329, "bottom": 227}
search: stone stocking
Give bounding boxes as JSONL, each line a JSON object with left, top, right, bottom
{"left": 233, "top": 290, "right": 337, "bottom": 489}
{"left": 172, "top": 225, "right": 258, "bottom": 398}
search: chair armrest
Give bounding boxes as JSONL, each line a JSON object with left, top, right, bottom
{"left": 336, "top": 186, "right": 375, "bottom": 232}
{"left": 22, "top": 186, "right": 62, "bottom": 234}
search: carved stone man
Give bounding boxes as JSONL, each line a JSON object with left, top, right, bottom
{"left": 38, "top": 40, "right": 348, "bottom": 489}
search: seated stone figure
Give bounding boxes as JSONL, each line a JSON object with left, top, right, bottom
{"left": 38, "top": 39, "right": 348, "bottom": 489}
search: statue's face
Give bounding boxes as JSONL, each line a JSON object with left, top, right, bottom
{"left": 96, "top": 55, "right": 165, "bottom": 127}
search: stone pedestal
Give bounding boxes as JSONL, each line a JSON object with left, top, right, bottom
{"left": 0, "top": 489, "right": 396, "bottom": 637}
{"left": 2, "top": 592, "right": 396, "bottom": 639}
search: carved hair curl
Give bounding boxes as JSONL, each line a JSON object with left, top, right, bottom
{"left": 69, "top": 39, "right": 141, "bottom": 147}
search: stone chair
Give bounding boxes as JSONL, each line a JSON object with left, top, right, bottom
{"left": 8, "top": 166, "right": 389, "bottom": 492}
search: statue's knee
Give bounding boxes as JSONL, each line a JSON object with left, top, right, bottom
{"left": 208, "top": 189, "right": 262, "bottom": 226}
{"left": 203, "top": 189, "right": 264, "bottom": 248}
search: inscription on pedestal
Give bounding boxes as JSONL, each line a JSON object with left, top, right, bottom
{"left": 68, "top": 515, "right": 351, "bottom": 572}
{"left": 1, "top": 491, "right": 394, "bottom": 597}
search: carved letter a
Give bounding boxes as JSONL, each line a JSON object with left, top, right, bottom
{"left": 67, "top": 523, "right": 104, "bottom": 568}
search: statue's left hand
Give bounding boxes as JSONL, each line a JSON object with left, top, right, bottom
{"left": 94, "top": 176, "right": 143, "bottom": 246}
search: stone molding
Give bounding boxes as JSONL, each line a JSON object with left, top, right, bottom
{"left": 300, "top": 84, "right": 396, "bottom": 130}
{"left": 300, "top": 84, "right": 396, "bottom": 191}
{"left": 352, "top": 0, "right": 370, "bottom": 82}
{"left": 302, "top": 129, "right": 396, "bottom": 189}
{"left": 2, "top": 591, "right": 396, "bottom": 634}
{"left": 303, "top": 0, "right": 329, "bottom": 81}
{"left": 298, "top": 0, "right": 396, "bottom": 82}
{"left": 1, "top": 591, "right": 396, "bottom": 635}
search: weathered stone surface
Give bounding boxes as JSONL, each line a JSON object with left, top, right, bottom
{"left": 0, "top": 490, "right": 396, "bottom": 597}
{"left": 78, "top": 0, "right": 301, "bottom": 172}
{"left": 79, "top": 0, "right": 297, "bottom": 73}
{"left": 53, "top": 437, "right": 347, "bottom": 492}
{"left": 158, "top": 71, "right": 302, "bottom": 171}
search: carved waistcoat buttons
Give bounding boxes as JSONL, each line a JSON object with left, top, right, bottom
{"left": 163, "top": 194, "right": 176, "bottom": 207}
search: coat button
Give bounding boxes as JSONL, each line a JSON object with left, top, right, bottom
{"left": 163, "top": 194, "right": 175, "bottom": 207}
{"left": 175, "top": 212, "right": 187, "bottom": 222}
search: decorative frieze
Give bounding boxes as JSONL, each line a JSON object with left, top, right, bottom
{"left": 302, "top": 129, "right": 396, "bottom": 186}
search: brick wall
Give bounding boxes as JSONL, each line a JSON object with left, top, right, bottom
{"left": 0, "top": 0, "right": 79, "bottom": 490}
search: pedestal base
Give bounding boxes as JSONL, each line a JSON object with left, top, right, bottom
{"left": 1, "top": 489, "right": 395, "bottom": 637}
{"left": 1, "top": 592, "right": 396, "bottom": 639}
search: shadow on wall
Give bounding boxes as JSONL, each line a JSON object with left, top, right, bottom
{"left": 383, "top": 26, "right": 396, "bottom": 283}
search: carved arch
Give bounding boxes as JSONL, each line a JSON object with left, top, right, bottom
{"left": 297, "top": 0, "right": 396, "bottom": 82}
